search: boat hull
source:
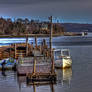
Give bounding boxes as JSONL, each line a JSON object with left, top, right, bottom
{"left": 62, "top": 58, "right": 72, "bottom": 69}
{"left": 0, "top": 65, "right": 15, "bottom": 70}
{"left": 54, "top": 58, "right": 72, "bottom": 69}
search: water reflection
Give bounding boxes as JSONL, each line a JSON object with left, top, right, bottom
{"left": 56, "top": 68, "right": 72, "bottom": 87}
{"left": 62, "top": 68, "right": 72, "bottom": 86}
{"left": 30, "top": 82, "right": 55, "bottom": 92}
{"left": 17, "top": 68, "right": 72, "bottom": 92}
{"left": 17, "top": 76, "right": 55, "bottom": 92}
{"left": 1, "top": 71, "right": 6, "bottom": 76}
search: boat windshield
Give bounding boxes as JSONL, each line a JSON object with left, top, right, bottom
{"left": 54, "top": 50, "right": 62, "bottom": 60}
{"left": 61, "top": 50, "right": 70, "bottom": 57}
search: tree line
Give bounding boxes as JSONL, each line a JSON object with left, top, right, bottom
{"left": 0, "top": 17, "right": 65, "bottom": 35}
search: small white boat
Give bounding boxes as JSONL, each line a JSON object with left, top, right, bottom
{"left": 54, "top": 49, "right": 72, "bottom": 69}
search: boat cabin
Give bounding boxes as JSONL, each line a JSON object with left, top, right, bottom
{"left": 54, "top": 49, "right": 71, "bottom": 60}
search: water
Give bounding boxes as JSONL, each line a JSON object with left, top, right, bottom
{"left": 0, "top": 35, "right": 92, "bottom": 92}
{"left": 1, "top": 33, "right": 92, "bottom": 46}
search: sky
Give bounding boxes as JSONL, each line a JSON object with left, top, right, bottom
{"left": 0, "top": 0, "right": 92, "bottom": 23}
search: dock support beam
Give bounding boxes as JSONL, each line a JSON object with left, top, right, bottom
{"left": 14, "top": 43, "right": 16, "bottom": 59}
{"left": 33, "top": 84, "right": 36, "bottom": 92}
{"left": 49, "top": 16, "right": 53, "bottom": 58}
{"left": 35, "top": 36, "right": 37, "bottom": 49}
{"left": 51, "top": 54, "right": 55, "bottom": 74}
{"left": 33, "top": 58, "right": 36, "bottom": 74}
{"left": 26, "top": 36, "right": 29, "bottom": 56}
{"left": 49, "top": 16, "right": 55, "bottom": 74}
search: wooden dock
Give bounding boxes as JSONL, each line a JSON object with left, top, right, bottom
{"left": 17, "top": 64, "right": 56, "bottom": 82}
{"left": 0, "top": 16, "right": 57, "bottom": 82}
{"left": 17, "top": 16, "right": 56, "bottom": 82}
{"left": 0, "top": 34, "right": 51, "bottom": 60}
{"left": 17, "top": 55, "right": 56, "bottom": 82}
{"left": 17, "top": 64, "right": 51, "bottom": 76}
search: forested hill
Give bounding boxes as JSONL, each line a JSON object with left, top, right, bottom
{"left": 62, "top": 23, "right": 92, "bottom": 32}
{"left": 0, "top": 18, "right": 64, "bottom": 35}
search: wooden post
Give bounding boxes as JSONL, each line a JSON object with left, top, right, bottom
{"left": 51, "top": 51, "right": 55, "bottom": 74}
{"left": 14, "top": 43, "right": 16, "bottom": 59}
{"left": 49, "top": 16, "right": 53, "bottom": 58}
{"left": 31, "top": 42, "right": 33, "bottom": 50}
{"left": 35, "top": 36, "right": 37, "bottom": 49}
{"left": 50, "top": 83, "right": 55, "bottom": 92}
{"left": 33, "top": 58, "right": 36, "bottom": 74}
{"left": 33, "top": 84, "right": 36, "bottom": 92}
{"left": 9, "top": 44, "right": 11, "bottom": 58}
{"left": 39, "top": 45, "right": 42, "bottom": 54}
{"left": 26, "top": 36, "right": 29, "bottom": 56}
{"left": 49, "top": 16, "right": 55, "bottom": 74}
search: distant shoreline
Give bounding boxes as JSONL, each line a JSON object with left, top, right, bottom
{"left": 0, "top": 32, "right": 84, "bottom": 38}
{"left": 0, "top": 34, "right": 64, "bottom": 38}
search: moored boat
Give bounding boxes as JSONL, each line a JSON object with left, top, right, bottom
{"left": 0, "top": 58, "right": 16, "bottom": 70}
{"left": 54, "top": 49, "right": 72, "bottom": 69}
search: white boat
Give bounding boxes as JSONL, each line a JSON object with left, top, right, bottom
{"left": 54, "top": 49, "right": 72, "bottom": 69}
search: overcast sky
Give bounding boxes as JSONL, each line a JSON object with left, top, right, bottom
{"left": 0, "top": 0, "right": 92, "bottom": 23}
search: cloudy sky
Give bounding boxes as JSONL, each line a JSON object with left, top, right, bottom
{"left": 0, "top": 0, "right": 92, "bottom": 23}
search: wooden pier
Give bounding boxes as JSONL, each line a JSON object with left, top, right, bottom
{"left": 17, "top": 56, "right": 56, "bottom": 81}
{"left": 0, "top": 34, "right": 51, "bottom": 60}
{"left": 17, "top": 16, "right": 56, "bottom": 82}
{"left": 0, "top": 16, "right": 57, "bottom": 82}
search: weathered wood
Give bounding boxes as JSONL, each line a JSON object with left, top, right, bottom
{"left": 35, "top": 36, "right": 37, "bottom": 48}
{"left": 49, "top": 16, "right": 55, "bottom": 74}
{"left": 27, "top": 81, "right": 56, "bottom": 85}
{"left": 49, "top": 16, "right": 53, "bottom": 58}
{"left": 33, "top": 84, "right": 36, "bottom": 92}
{"left": 33, "top": 59, "right": 36, "bottom": 74}
{"left": 26, "top": 72, "right": 56, "bottom": 82}
{"left": 15, "top": 43, "right": 17, "bottom": 59}
{"left": 17, "top": 64, "right": 51, "bottom": 76}
{"left": 26, "top": 36, "right": 29, "bottom": 56}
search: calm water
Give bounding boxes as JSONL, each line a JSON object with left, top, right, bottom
{"left": 0, "top": 35, "right": 92, "bottom": 92}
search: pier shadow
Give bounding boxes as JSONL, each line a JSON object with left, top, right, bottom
{"left": 1, "top": 70, "right": 6, "bottom": 76}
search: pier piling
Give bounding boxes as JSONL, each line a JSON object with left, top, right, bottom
{"left": 26, "top": 36, "right": 29, "bottom": 56}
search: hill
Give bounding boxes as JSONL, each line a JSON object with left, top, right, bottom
{"left": 62, "top": 23, "right": 92, "bottom": 32}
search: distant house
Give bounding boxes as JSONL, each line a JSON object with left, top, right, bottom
{"left": 41, "top": 23, "right": 48, "bottom": 31}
